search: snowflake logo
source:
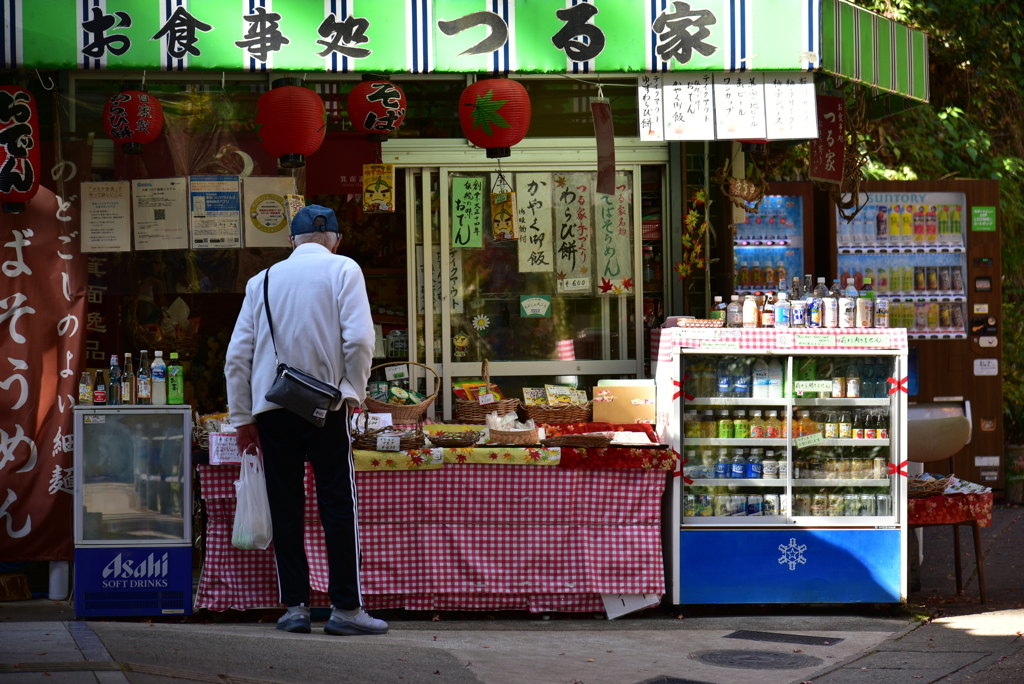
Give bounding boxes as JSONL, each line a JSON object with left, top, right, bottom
{"left": 778, "top": 538, "right": 807, "bottom": 570}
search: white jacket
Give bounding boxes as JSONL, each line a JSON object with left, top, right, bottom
{"left": 225, "top": 243, "right": 376, "bottom": 426}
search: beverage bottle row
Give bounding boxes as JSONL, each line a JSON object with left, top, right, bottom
{"left": 889, "top": 298, "right": 965, "bottom": 331}
{"left": 838, "top": 204, "right": 963, "bottom": 247}
{"left": 77, "top": 351, "right": 186, "bottom": 406}
{"left": 717, "top": 274, "right": 888, "bottom": 329}
{"left": 683, "top": 490, "right": 893, "bottom": 517}
{"left": 793, "top": 445, "right": 890, "bottom": 480}
{"left": 736, "top": 260, "right": 788, "bottom": 290}
{"left": 684, "top": 357, "right": 785, "bottom": 399}
{"left": 686, "top": 356, "right": 893, "bottom": 400}
{"left": 838, "top": 262, "right": 964, "bottom": 295}
{"left": 793, "top": 357, "right": 894, "bottom": 399}
{"left": 683, "top": 408, "right": 787, "bottom": 439}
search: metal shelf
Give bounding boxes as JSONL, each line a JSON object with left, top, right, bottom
{"left": 685, "top": 438, "right": 788, "bottom": 447}
{"left": 685, "top": 478, "right": 787, "bottom": 487}
{"left": 792, "top": 398, "right": 891, "bottom": 406}
{"left": 803, "top": 439, "right": 890, "bottom": 447}
{"left": 684, "top": 397, "right": 789, "bottom": 406}
{"left": 793, "top": 479, "right": 891, "bottom": 487}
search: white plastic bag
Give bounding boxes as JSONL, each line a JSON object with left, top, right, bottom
{"left": 231, "top": 447, "right": 273, "bottom": 550}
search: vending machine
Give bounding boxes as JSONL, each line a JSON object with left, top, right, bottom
{"left": 733, "top": 183, "right": 818, "bottom": 296}
{"left": 828, "top": 180, "right": 1003, "bottom": 487}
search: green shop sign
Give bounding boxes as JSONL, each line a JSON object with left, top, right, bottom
{"left": 4, "top": 1, "right": 927, "bottom": 104}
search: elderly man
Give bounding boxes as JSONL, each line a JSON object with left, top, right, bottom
{"left": 225, "top": 204, "right": 386, "bottom": 636}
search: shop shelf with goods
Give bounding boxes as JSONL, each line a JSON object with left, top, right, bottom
{"left": 662, "top": 329, "right": 908, "bottom": 605}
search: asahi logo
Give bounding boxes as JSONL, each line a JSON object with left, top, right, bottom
{"left": 102, "top": 552, "right": 169, "bottom": 579}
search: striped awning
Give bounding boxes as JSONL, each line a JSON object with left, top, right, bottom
{"left": 819, "top": 0, "right": 930, "bottom": 116}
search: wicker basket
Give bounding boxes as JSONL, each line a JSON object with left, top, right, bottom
{"left": 909, "top": 476, "right": 951, "bottom": 498}
{"left": 352, "top": 425, "right": 426, "bottom": 451}
{"left": 363, "top": 362, "right": 439, "bottom": 423}
{"left": 524, "top": 402, "right": 593, "bottom": 424}
{"left": 486, "top": 427, "right": 539, "bottom": 445}
{"left": 427, "top": 431, "right": 483, "bottom": 448}
{"left": 540, "top": 434, "right": 612, "bottom": 448}
{"left": 454, "top": 359, "right": 520, "bottom": 424}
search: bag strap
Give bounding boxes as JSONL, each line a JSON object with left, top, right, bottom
{"left": 262, "top": 269, "right": 280, "bottom": 366}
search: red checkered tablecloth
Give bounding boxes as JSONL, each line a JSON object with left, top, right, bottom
{"left": 195, "top": 463, "right": 667, "bottom": 613}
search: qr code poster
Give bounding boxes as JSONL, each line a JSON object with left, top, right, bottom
{"left": 132, "top": 178, "right": 189, "bottom": 251}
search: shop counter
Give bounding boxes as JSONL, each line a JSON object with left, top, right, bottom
{"left": 194, "top": 445, "right": 675, "bottom": 613}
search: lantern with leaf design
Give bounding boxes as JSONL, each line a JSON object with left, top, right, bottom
{"left": 346, "top": 76, "right": 407, "bottom": 143}
{"left": 0, "top": 85, "right": 41, "bottom": 214}
{"left": 103, "top": 84, "right": 165, "bottom": 155}
{"left": 255, "top": 78, "right": 326, "bottom": 169}
{"left": 458, "top": 77, "right": 531, "bottom": 158}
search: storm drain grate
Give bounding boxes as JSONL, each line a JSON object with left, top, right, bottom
{"left": 724, "top": 630, "right": 844, "bottom": 647}
{"left": 633, "top": 677, "right": 719, "bottom": 684}
{"left": 693, "top": 649, "right": 824, "bottom": 670}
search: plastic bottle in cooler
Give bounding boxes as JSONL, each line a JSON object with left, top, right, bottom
{"left": 764, "top": 263, "right": 776, "bottom": 289}
{"left": 752, "top": 359, "right": 770, "bottom": 398}
{"left": 762, "top": 450, "right": 779, "bottom": 479}
{"left": 738, "top": 262, "right": 750, "bottom": 288}
{"left": 751, "top": 262, "right": 763, "bottom": 288}
{"left": 846, "top": 360, "right": 861, "bottom": 398}
{"left": 745, "top": 449, "right": 763, "bottom": 479}
{"left": 838, "top": 410, "right": 853, "bottom": 439}
{"left": 764, "top": 410, "right": 782, "bottom": 438}
{"left": 731, "top": 450, "right": 748, "bottom": 479}
{"left": 776, "top": 261, "right": 787, "bottom": 288}
{"left": 715, "top": 450, "right": 731, "bottom": 478}
{"left": 749, "top": 410, "right": 767, "bottom": 438}
{"left": 733, "top": 358, "right": 752, "bottom": 397}
{"left": 733, "top": 410, "right": 750, "bottom": 438}
{"left": 938, "top": 205, "right": 950, "bottom": 242}
{"left": 853, "top": 410, "right": 865, "bottom": 439}
{"left": 767, "top": 359, "right": 784, "bottom": 399}
{"left": 716, "top": 358, "right": 733, "bottom": 397}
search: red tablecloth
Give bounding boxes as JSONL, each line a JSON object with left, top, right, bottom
{"left": 908, "top": 492, "right": 993, "bottom": 528}
{"left": 195, "top": 462, "right": 667, "bottom": 613}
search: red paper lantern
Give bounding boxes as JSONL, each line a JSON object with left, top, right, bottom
{"left": 0, "top": 85, "right": 41, "bottom": 214}
{"left": 255, "top": 78, "right": 326, "bottom": 169}
{"left": 103, "top": 85, "right": 164, "bottom": 155}
{"left": 458, "top": 78, "right": 531, "bottom": 158}
{"left": 346, "top": 77, "right": 407, "bottom": 143}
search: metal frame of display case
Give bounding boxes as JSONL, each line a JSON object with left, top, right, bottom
{"left": 668, "top": 340, "right": 909, "bottom": 605}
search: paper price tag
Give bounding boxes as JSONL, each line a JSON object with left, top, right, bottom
{"left": 838, "top": 334, "right": 887, "bottom": 347}
{"left": 700, "top": 339, "right": 740, "bottom": 350}
{"left": 794, "top": 380, "right": 833, "bottom": 393}
{"left": 477, "top": 392, "right": 496, "bottom": 405}
{"left": 430, "top": 449, "right": 444, "bottom": 465}
{"left": 795, "top": 333, "right": 835, "bottom": 348}
{"left": 384, "top": 364, "right": 408, "bottom": 381}
{"left": 795, "top": 432, "right": 824, "bottom": 449}
{"left": 376, "top": 436, "right": 401, "bottom": 452}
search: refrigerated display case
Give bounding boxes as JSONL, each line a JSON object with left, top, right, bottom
{"left": 733, "top": 183, "right": 817, "bottom": 296}
{"left": 666, "top": 329, "right": 908, "bottom": 605}
{"left": 72, "top": 405, "right": 193, "bottom": 617}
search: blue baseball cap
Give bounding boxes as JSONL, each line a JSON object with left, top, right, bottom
{"left": 290, "top": 204, "right": 339, "bottom": 235}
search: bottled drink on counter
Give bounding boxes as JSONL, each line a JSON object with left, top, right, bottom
{"left": 791, "top": 276, "right": 802, "bottom": 300}
{"left": 93, "top": 369, "right": 107, "bottom": 404}
{"left": 791, "top": 299, "right": 807, "bottom": 328}
{"left": 813, "top": 277, "right": 829, "bottom": 299}
{"left": 774, "top": 292, "right": 792, "bottom": 328}
{"left": 825, "top": 279, "right": 841, "bottom": 329}
{"left": 726, "top": 295, "right": 743, "bottom": 327}
{"left": 749, "top": 409, "right": 767, "bottom": 438}
{"left": 742, "top": 295, "right": 759, "bottom": 328}
{"left": 136, "top": 350, "right": 152, "bottom": 405}
{"left": 752, "top": 359, "right": 770, "bottom": 398}
{"left": 761, "top": 293, "right": 775, "bottom": 327}
{"left": 107, "top": 355, "right": 122, "bottom": 405}
{"left": 167, "top": 352, "right": 185, "bottom": 404}
{"left": 875, "top": 298, "right": 890, "bottom": 328}
{"left": 767, "top": 358, "right": 784, "bottom": 399}
{"left": 122, "top": 353, "right": 136, "bottom": 404}
{"left": 710, "top": 295, "right": 726, "bottom": 320}
{"left": 856, "top": 278, "right": 875, "bottom": 327}
{"left": 151, "top": 351, "right": 168, "bottom": 405}
{"left": 839, "top": 279, "right": 858, "bottom": 328}
{"left": 78, "top": 371, "right": 94, "bottom": 405}
{"left": 807, "top": 296, "right": 823, "bottom": 328}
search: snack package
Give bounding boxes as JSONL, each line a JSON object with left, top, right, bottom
{"left": 545, "top": 384, "right": 574, "bottom": 406}
{"left": 406, "top": 388, "right": 427, "bottom": 404}
{"left": 367, "top": 381, "right": 390, "bottom": 403}
{"left": 388, "top": 386, "right": 411, "bottom": 405}
{"left": 465, "top": 381, "right": 505, "bottom": 402}
{"left": 523, "top": 388, "right": 548, "bottom": 406}
{"left": 200, "top": 412, "right": 231, "bottom": 433}
{"left": 453, "top": 384, "right": 470, "bottom": 401}
{"left": 570, "top": 388, "right": 589, "bottom": 405}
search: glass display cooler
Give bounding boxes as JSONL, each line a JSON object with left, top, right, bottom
{"left": 72, "top": 405, "right": 193, "bottom": 617}
{"left": 667, "top": 329, "right": 908, "bottom": 605}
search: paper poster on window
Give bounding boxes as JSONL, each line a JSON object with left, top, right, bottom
{"left": 763, "top": 72, "right": 818, "bottom": 140}
{"left": 243, "top": 176, "right": 296, "bottom": 248}
{"left": 363, "top": 164, "right": 395, "bottom": 213}
{"left": 713, "top": 73, "right": 767, "bottom": 140}
{"left": 596, "top": 173, "right": 633, "bottom": 295}
{"left": 417, "top": 245, "right": 464, "bottom": 315}
{"left": 81, "top": 181, "right": 131, "bottom": 252}
{"left": 451, "top": 177, "right": 484, "bottom": 248}
{"left": 132, "top": 178, "right": 189, "bottom": 251}
{"left": 554, "top": 173, "right": 593, "bottom": 294}
{"left": 189, "top": 176, "right": 241, "bottom": 249}
{"left": 637, "top": 74, "right": 664, "bottom": 141}
{"left": 664, "top": 73, "right": 715, "bottom": 141}
{"left": 516, "top": 173, "right": 553, "bottom": 274}
{"left": 490, "top": 190, "right": 518, "bottom": 241}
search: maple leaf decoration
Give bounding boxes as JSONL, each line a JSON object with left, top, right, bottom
{"left": 599, "top": 277, "right": 614, "bottom": 293}
{"left": 675, "top": 189, "right": 709, "bottom": 281}
{"left": 580, "top": 265, "right": 588, "bottom": 274}
{"left": 621, "top": 277, "right": 634, "bottom": 290}
{"left": 554, "top": 176, "right": 567, "bottom": 187}
{"left": 465, "top": 89, "right": 510, "bottom": 137}
{"left": 556, "top": 271, "right": 567, "bottom": 280}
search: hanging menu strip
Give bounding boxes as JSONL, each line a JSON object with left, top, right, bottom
{"left": 663, "top": 73, "right": 715, "bottom": 141}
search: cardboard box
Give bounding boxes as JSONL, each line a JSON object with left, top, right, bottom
{"left": 591, "top": 385, "right": 656, "bottom": 424}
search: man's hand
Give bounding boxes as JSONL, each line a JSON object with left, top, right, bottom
{"left": 235, "top": 423, "right": 262, "bottom": 461}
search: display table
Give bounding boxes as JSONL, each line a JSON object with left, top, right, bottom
{"left": 909, "top": 492, "right": 992, "bottom": 603}
{"left": 194, "top": 446, "right": 674, "bottom": 613}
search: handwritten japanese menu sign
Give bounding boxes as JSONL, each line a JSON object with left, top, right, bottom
{"left": 81, "top": 181, "right": 131, "bottom": 253}
{"left": 810, "top": 95, "right": 845, "bottom": 184}
{"left": 451, "top": 177, "right": 484, "bottom": 249}
{"left": 516, "top": 173, "right": 554, "bottom": 274}
{"left": 663, "top": 73, "right": 715, "bottom": 141}
{"left": 554, "top": 173, "right": 593, "bottom": 294}
{"left": 417, "top": 245, "right": 464, "bottom": 315}
{"left": 596, "top": 173, "right": 633, "bottom": 295}
{"left": 713, "top": 73, "right": 767, "bottom": 140}
{"left": 638, "top": 74, "right": 664, "bottom": 141}
{"left": 763, "top": 72, "right": 817, "bottom": 140}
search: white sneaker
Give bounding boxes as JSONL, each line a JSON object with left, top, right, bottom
{"left": 324, "top": 608, "right": 388, "bottom": 635}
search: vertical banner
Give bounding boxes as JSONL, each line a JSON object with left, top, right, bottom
{"left": 417, "top": 246, "right": 464, "bottom": 315}
{"left": 1, "top": 188, "right": 85, "bottom": 560}
{"left": 637, "top": 74, "right": 664, "bottom": 141}
{"left": 490, "top": 190, "right": 518, "bottom": 242}
{"left": 133, "top": 178, "right": 190, "bottom": 251}
{"left": 362, "top": 164, "right": 396, "bottom": 213}
{"left": 712, "top": 73, "right": 767, "bottom": 140}
{"left": 451, "top": 176, "right": 484, "bottom": 249}
{"left": 763, "top": 72, "right": 818, "bottom": 140}
{"left": 809, "top": 95, "right": 846, "bottom": 184}
{"left": 554, "top": 173, "right": 593, "bottom": 294}
{"left": 596, "top": 172, "right": 633, "bottom": 295}
{"left": 516, "top": 173, "right": 553, "bottom": 274}
{"left": 664, "top": 73, "right": 716, "bottom": 141}
{"left": 592, "top": 98, "right": 616, "bottom": 195}
{"left": 242, "top": 176, "right": 296, "bottom": 248}
{"left": 80, "top": 181, "right": 131, "bottom": 253}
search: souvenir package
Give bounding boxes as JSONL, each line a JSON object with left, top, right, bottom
{"left": 388, "top": 386, "right": 412, "bottom": 405}
{"left": 522, "top": 388, "right": 548, "bottom": 406}
{"left": 367, "top": 381, "right": 390, "bottom": 403}
{"left": 545, "top": 384, "right": 574, "bottom": 406}
{"left": 570, "top": 388, "right": 589, "bottom": 405}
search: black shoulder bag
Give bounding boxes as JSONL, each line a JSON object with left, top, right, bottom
{"left": 262, "top": 269, "right": 344, "bottom": 427}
